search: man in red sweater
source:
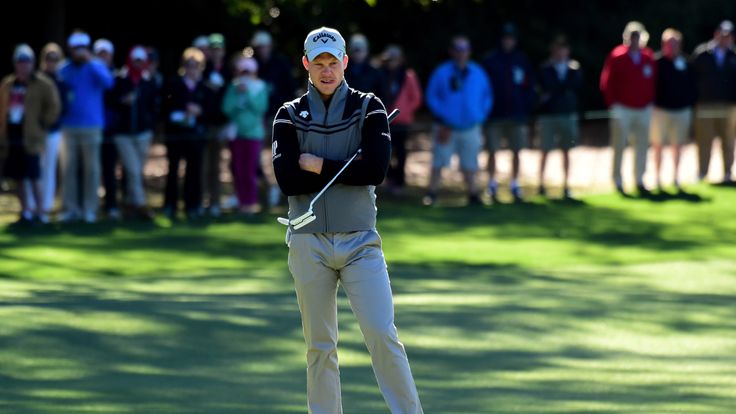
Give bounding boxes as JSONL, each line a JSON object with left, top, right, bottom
{"left": 600, "top": 21, "right": 657, "bottom": 196}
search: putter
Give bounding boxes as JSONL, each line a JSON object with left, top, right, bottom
{"left": 278, "top": 108, "right": 400, "bottom": 229}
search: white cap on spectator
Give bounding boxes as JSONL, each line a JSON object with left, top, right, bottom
{"left": 68, "top": 32, "right": 91, "bottom": 48}
{"left": 251, "top": 31, "right": 273, "bottom": 47}
{"left": 718, "top": 20, "right": 734, "bottom": 34}
{"left": 236, "top": 56, "right": 258, "bottom": 73}
{"left": 130, "top": 46, "right": 147, "bottom": 61}
{"left": 193, "top": 35, "right": 209, "bottom": 48}
{"left": 13, "top": 44, "right": 35, "bottom": 62}
{"left": 623, "top": 21, "right": 649, "bottom": 47}
{"left": 349, "top": 33, "right": 369, "bottom": 52}
{"left": 94, "top": 39, "right": 114, "bottom": 55}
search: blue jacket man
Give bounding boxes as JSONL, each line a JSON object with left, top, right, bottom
{"left": 424, "top": 36, "right": 493, "bottom": 206}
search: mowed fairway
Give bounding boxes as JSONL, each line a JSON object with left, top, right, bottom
{"left": 1, "top": 185, "right": 735, "bottom": 413}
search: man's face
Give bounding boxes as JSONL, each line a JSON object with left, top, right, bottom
{"left": 96, "top": 50, "right": 113, "bottom": 66}
{"left": 255, "top": 44, "right": 272, "bottom": 60}
{"left": 662, "top": 37, "right": 681, "bottom": 57}
{"left": 350, "top": 46, "right": 368, "bottom": 63}
{"left": 132, "top": 58, "right": 146, "bottom": 71}
{"left": 716, "top": 31, "right": 734, "bottom": 48}
{"left": 44, "top": 53, "right": 61, "bottom": 72}
{"left": 450, "top": 40, "right": 471, "bottom": 66}
{"left": 302, "top": 52, "right": 348, "bottom": 98}
{"left": 71, "top": 47, "right": 89, "bottom": 63}
{"left": 210, "top": 46, "right": 225, "bottom": 62}
{"left": 184, "top": 59, "right": 203, "bottom": 80}
{"left": 14, "top": 60, "right": 33, "bottom": 79}
{"left": 552, "top": 44, "right": 570, "bottom": 61}
{"left": 501, "top": 35, "right": 517, "bottom": 52}
{"left": 629, "top": 32, "right": 641, "bottom": 51}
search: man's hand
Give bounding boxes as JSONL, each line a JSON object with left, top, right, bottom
{"left": 299, "top": 153, "right": 323, "bottom": 174}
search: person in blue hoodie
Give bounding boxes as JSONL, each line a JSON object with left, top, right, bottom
{"left": 58, "top": 31, "right": 114, "bottom": 223}
{"left": 483, "top": 23, "right": 535, "bottom": 202}
{"left": 424, "top": 35, "right": 493, "bottom": 206}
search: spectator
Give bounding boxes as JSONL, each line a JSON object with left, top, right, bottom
{"left": 483, "top": 22, "right": 535, "bottom": 202}
{"left": 344, "top": 34, "right": 385, "bottom": 99}
{"left": 59, "top": 31, "right": 114, "bottom": 223}
{"left": 0, "top": 44, "right": 61, "bottom": 224}
{"left": 537, "top": 35, "right": 582, "bottom": 199}
{"left": 379, "top": 45, "right": 423, "bottom": 193}
{"left": 424, "top": 35, "right": 493, "bottom": 206}
{"left": 202, "top": 33, "right": 231, "bottom": 218}
{"left": 251, "top": 30, "right": 297, "bottom": 207}
{"left": 691, "top": 20, "right": 736, "bottom": 183}
{"left": 652, "top": 29, "right": 697, "bottom": 190}
{"left": 110, "top": 46, "right": 158, "bottom": 219}
{"left": 37, "top": 43, "right": 67, "bottom": 217}
{"left": 600, "top": 21, "right": 656, "bottom": 196}
{"left": 192, "top": 35, "right": 211, "bottom": 60}
{"left": 94, "top": 38, "right": 122, "bottom": 219}
{"left": 162, "top": 47, "right": 207, "bottom": 219}
{"left": 221, "top": 56, "right": 268, "bottom": 215}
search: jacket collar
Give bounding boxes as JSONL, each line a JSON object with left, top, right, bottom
{"left": 307, "top": 79, "right": 349, "bottom": 124}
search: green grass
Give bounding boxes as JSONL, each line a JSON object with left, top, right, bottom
{"left": 1, "top": 184, "right": 735, "bottom": 413}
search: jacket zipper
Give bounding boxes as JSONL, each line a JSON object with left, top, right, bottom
{"left": 322, "top": 105, "right": 329, "bottom": 231}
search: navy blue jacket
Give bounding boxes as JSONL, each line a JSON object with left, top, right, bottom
{"left": 537, "top": 60, "right": 583, "bottom": 115}
{"left": 483, "top": 48, "right": 535, "bottom": 120}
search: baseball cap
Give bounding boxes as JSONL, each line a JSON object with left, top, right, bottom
{"left": 304, "top": 27, "right": 346, "bottom": 61}
{"left": 349, "top": 34, "right": 369, "bottom": 52}
{"left": 192, "top": 35, "right": 209, "bottom": 48}
{"left": 251, "top": 31, "right": 273, "bottom": 47}
{"left": 93, "top": 38, "right": 114, "bottom": 55}
{"left": 209, "top": 33, "right": 225, "bottom": 48}
{"left": 130, "top": 46, "right": 147, "bottom": 61}
{"left": 13, "top": 44, "right": 35, "bottom": 62}
{"left": 718, "top": 20, "right": 734, "bottom": 34}
{"left": 68, "top": 32, "right": 91, "bottom": 48}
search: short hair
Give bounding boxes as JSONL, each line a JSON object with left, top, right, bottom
{"left": 180, "top": 47, "right": 206, "bottom": 70}
{"left": 661, "top": 28, "right": 682, "bottom": 42}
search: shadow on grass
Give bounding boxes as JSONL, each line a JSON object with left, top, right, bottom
{"left": 1, "top": 261, "right": 735, "bottom": 413}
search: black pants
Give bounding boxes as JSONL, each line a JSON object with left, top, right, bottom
{"left": 101, "top": 140, "right": 119, "bottom": 211}
{"left": 164, "top": 139, "right": 205, "bottom": 211}
{"left": 387, "top": 124, "right": 409, "bottom": 188}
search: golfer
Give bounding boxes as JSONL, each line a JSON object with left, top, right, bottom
{"left": 272, "top": 27, "right": 423, "bottom": 414}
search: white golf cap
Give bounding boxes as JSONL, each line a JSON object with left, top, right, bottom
{"left": 68, "top": 32, "right": 91, "bottom": 48}
{"left": 13, "top": 44, "right": 35, "bottom": 62}
{"left": 349, "top": 33, "right": 369, "bottom": 51}
{"left": 93, "top": 38, "right": 114, "bottom": 54}
{"left": 304, "top": 27, "right": 346, "bottom": 61}
{"left": 130, "top": 46, "right": 147, "bottom": 61}
{"left": 251, "top": 31, "right": 273, "bottom": 47}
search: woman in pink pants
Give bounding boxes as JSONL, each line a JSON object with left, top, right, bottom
{"left": 222, "top": 56, "right": 269, "bottom": 214}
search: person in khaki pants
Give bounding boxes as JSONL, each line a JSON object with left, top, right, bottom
{"left": 691, "top": 20, "right": 736, "bottom": 183}
{"left": 272, "top": 27, "right": 423, "bottom": 414}
{"left": 600, "top": 22, "right": 657, "bottom": 196}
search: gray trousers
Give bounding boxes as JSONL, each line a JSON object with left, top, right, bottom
{"left": 61, "top": 127, "right": 102, "bottom": 218}
{"left": 287, "top": 230, "right": 423, "bottom": 414}
{"left": 114, "top": 131, "right": 152, "bottom": 207}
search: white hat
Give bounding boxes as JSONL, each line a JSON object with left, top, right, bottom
{"left": 68, "top": 32, "right": 91, "bottom": 48}
{"left": 251, "top": 31, "right": 273, "bottom": 47}
{"left": 13, "top": 44, "right": 35, "bottom": 62}
{"left": 622, "top": 21, "right": 649, "bottom": 48}
{"left": 236, "top": 56, "right": 258, "bottom": 73}
{"left": 304, "top": 27, "right": 346, "bottom": 61}
{"left": 349, "top": 34, "right": 369, "bottom": 52}
{"left": 93, "top": 38, "right": 114, "bottom": 55}
{"left": 130, "top": 46, "right": 147, "bottom": 61}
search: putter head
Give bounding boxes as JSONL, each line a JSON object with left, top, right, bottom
{"left": 292, "top": 214, "right": 317, "bottom": 230}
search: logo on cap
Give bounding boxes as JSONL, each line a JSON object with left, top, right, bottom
{"left": 313, "top": 33, "right": 337, "bottom": 44}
